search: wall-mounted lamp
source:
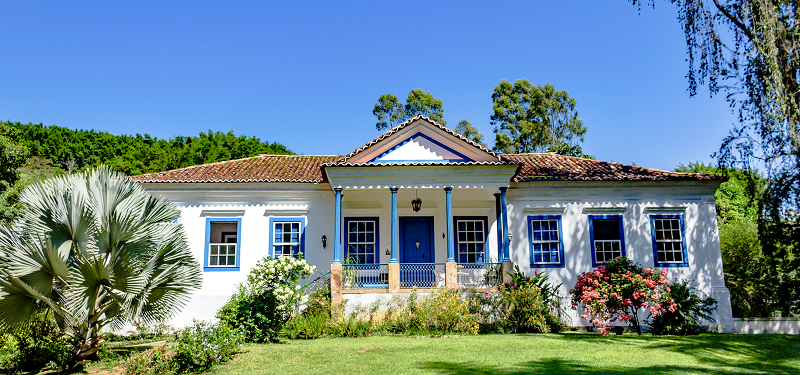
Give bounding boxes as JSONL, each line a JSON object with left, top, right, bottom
{"left": 508, "top": 233, "right": 513, "bottom": 244}
{"left": 321, "top": 235, "right": 327, "bottom": 249}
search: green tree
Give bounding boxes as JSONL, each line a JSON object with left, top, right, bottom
{"left": 372, "top": 89, "right": 446, "bottom": 131}
{"left": 0, "top": 166, "right": 202, "bottom": 367}
{"left": 0, "top": 124, "right": 31, "bottom": 224}
{"left": 546, "top": 142, "right": 594, "bottom": 159}
{"left": 632, "top": 1, "right": 800, "bottom": 314}
{"left": 675, "top": 162, "right": 774, "bottom": 316}
{"left": 454, "top": 119, "right": 487, "bottom": 147}
{"left": 491, "top": 80, "right": 586, "bottom": 154}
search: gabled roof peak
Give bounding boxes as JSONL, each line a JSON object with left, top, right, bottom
{"left": 342, "top": 115, "right": 500, "bottom": 163}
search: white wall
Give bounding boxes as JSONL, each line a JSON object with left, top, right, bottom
{"left": 506, "top": 180, "right": 733, "bottom": 328}
{"left": 141, "top": 179, "right": 733, "bottom": 330}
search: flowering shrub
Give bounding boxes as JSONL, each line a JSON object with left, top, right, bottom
{"left": 570, "top": 257, "right": 675, "bottom": 335}
{"left": 172, "top": 320, "right": 242, "bottom": 373}
{"left": 217, "top": 255, "right": 315, "bottom": 342}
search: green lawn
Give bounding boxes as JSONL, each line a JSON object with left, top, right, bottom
{"left": 215, "top": 333, "right": 800, "bottom": 375}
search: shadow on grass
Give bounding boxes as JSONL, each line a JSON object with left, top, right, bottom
{"left": 556, "top": 333, "right": 800, "bottom": 374}
{"left": 418, "top": 334, "right": 799, "bottom": 375}
{"left": 418, "top": 359, "right": 739, "bottom": 375}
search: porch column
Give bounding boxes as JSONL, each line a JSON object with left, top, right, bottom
{"left": 500, "top": 187, "right": 513, "bottom": 284}
{"left": 500, "top": 187, "right": 510, "bottom": 262}
{"left": 390, "top": 187, "right": 399, "bottom": 263}
{"left": 389, "top": 187, "right": 399, "bottom": 293}
{"left": 445, "top": 187, "right": 454, "bottom": 263}
{"left": 494, "top": 192, "right": 502, "bottom": 262}
{"left": 331, "top": 187, "right": 343, "bottom": 310}
{"left": 445, "top": 187, "right": 457, "bottom": 288}
{"left": 333, "top": 188, "right": 343, "bottom": 264}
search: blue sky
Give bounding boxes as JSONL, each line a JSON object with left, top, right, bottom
{"left": 0, "top": 1, "right": 736, "bottom": 171}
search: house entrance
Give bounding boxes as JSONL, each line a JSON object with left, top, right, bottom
{"left": 400, "top": 216, "right": 434, "bottom": 287}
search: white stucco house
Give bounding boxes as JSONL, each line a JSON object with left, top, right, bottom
{"left": 133, "top": 116, "right": 734, "bottom": 329}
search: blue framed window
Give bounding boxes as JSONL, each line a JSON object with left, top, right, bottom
{"left": 269, "top": 217, "right": 306, "bottom": 258}
{"left": 204, "top": 218, "right": 241, "bottom": 271}
{"left": 588, "top": 215, "right": 626, "bottom": 267}
{"left": 453, "top": 216, "right": 488, "bottom": 263}
{"left": 650, "top": 214, "right": 688, "bottom": 267}
{"left": 344, "top": 217, "right": 379, "bottom": 264}
{"left": 528, "top": 215, "right": 565, "bottom": 268}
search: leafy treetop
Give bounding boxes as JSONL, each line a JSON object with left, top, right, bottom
{"left": 491, "top": 80, "right": 587, "bottom": 154}
{"left": 373, "top": 89, "right": 446, "bottom": 130}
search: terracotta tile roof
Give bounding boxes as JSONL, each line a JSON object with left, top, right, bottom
{"left": 131, "top": 155, "right": 342, "bottom": 183}
{"left": 504, "top": 153, "right": 724, "bottom": 182}
{"left": 341, "top": 115, "right": 501, "bottom": 162}
{"left": 131, "top": 152, "right": 723, "bottom": 184}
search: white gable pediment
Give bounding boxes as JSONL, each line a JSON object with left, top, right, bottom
{"left": 372, "top": 133, "right": 469, "bottom": 163}
{"left": 345, "top": 118, "right": 500, "bottom": 164}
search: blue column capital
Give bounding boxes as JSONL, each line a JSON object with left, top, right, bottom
{"left": 390, "top": 187, "right": 398, "bottom": 192}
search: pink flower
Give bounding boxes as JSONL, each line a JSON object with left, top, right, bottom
{"left": 442, "top": 306, "right": 447, "bottom": 310}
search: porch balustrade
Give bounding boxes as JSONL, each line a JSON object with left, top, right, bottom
{"left": 456, "top": 262, "right": 503, "bottom": 289}
{"left": 399, "top": 263, "right": 446, "bottom": 289}
{"left": 342, "top": 264, "right": 389, "bottom": 289}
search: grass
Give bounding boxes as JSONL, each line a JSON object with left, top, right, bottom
{"left": 214, "top": 333, "right": 800, "bottom": 375}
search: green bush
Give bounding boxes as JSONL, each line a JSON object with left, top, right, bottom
{"left": 384, "top": 289, "right": 479, "bottom": 335}
{"left": 121, "top": 346, "right": 176, "bottom": 375}
{"left": 217, "top": 255, "right": 315, "bottom": 343}
{"left": 647, "top": 279, "right": 717, "bottom": 335}
{"left": 478, "top": 267, "right": 564, "bottom": 333}
{"left": 0, "top": 311, "right": 71, "bottom": 372}
{"left": 172, "top": 320, "right": 242, "bottom": 373}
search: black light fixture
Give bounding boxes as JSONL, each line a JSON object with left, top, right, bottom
{"left": 411, "top": 189, "right": 422, "bottom": 212}
{"left": 321, "top": 235, "right": 327, "bottom": 249}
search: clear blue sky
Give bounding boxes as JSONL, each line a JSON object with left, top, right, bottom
{"left": 0, "top": 1, "right": 736, "bottom": 171}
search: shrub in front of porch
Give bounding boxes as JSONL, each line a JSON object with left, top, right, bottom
{"left": 383, "top": 289, "right": 479, "bottom": 335}
{"left": 468, "top": 267, "right": 564, "bottom": 334}
{"left": 217, "top": 255, "right": 315, "bottom": 343}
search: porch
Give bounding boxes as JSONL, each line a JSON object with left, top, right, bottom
{"left": 327, "top": 185, "right": 515, "bottom": 304}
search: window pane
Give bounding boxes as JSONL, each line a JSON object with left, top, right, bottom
{"left": 593, "top": 219, "right": 620, "bottom": 241}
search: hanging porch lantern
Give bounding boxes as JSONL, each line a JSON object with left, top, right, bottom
{"left": 411, "top": 189, "right": 422, "bottom": 212}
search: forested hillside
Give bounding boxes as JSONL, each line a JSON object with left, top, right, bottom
{"left": 8, "top": 121, "right": 293, "bottom": 176}
{"left": 0, "top": 121, "right": 293, "bottom": 223}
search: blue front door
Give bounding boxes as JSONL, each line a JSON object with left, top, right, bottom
{"left": 400, "top": 217, "right": 434, "bottom": 287}
{"left": 400, "top": 217, "right": 433, "bottom": 263}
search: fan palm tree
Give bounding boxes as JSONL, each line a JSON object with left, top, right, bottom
{"left": 0, "top": 166, "right": 202, "bottom": 367}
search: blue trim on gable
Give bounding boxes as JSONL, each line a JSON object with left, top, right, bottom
{"left": 204, "top": 217, "right": 242, "bottom": 272}
{"left": 452, "top": 216, "right": 489, "bottom": 263}
{"left": 268, "top": 216, "right": 306, "bottom": 258}
{"left": 343, "top": 217, "right": 380, "bottom": 264}
{"left": 588, "top": 215, "right": 626, "bottom": 267}
{"left": 650, "top": 214, "right": 689, "bottom": 268}
{"left": 369, "top": 132, "right": 472, "bottom": 163}
{"left": 527, "top": 215, "right": 565, "bottom": 268}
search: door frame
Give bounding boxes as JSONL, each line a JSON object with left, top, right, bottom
{"left": 399, "top": 216, "right": 435, "bottom": 263}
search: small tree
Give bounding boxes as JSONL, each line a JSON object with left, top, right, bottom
{"left": 570, "top": 257, "right": 675, "bottom": 335}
